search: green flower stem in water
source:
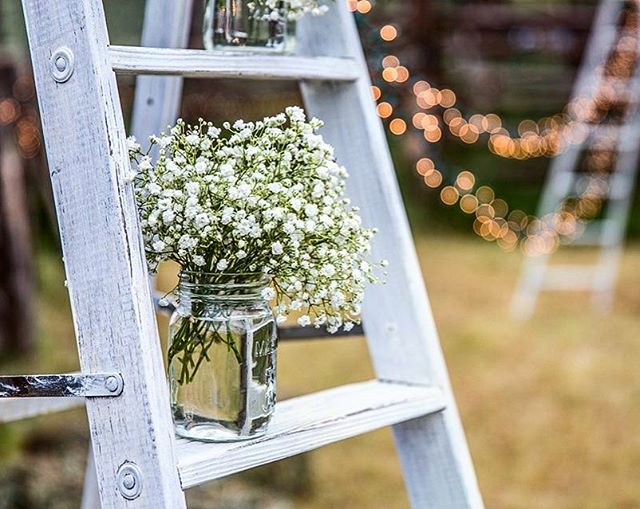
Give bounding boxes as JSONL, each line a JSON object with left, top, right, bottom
{"left": 169, "top": 305, "right": 243, "bottom": 385}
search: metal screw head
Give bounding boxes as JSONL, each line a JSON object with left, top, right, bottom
{"left": 105, "top": 375, "right": 121, "bottom": 393}
{"left": 122, "top": 473, "right": 136, "bottom": 490}
{"left": 117, "top": 462, "right": 143, "bottom": 500}
{"left": 50, "top": 47, "right": 74, "bottom": 83}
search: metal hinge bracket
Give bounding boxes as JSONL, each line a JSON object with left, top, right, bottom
{"left": 0, "top": 373, "right": 124, "bottom": 398}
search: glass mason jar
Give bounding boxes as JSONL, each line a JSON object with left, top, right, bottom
{"left": 203, "top": 0, "right": 291, "bottom": 53}
{"left": 168, "top": 272, "right": 277, "bottom": 442}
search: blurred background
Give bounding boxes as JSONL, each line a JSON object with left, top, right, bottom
{"left": 1, "top": 0, "right": 640, "bottom": 507}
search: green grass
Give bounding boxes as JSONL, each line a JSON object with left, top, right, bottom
{"left": 2, "top": 234, "right": 640, "bottom": 508}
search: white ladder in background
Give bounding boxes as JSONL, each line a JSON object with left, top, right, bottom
{"left": 512, "top": 0, "right": 640, "bottom": 319}
{"left": 2, "top": 0, "right": 483, "bottom": 507}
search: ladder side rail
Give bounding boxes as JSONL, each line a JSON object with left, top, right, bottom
{"left": 573, "top": 0, "right": 621, "bottom": 98}
{"left": 130, "top": 0, "right": 194, "bottom": 337}
{"left": 526, "top": 0, "right": 623, "bottom": 226}
{"left": 0, "top": 397, "right": 83, "bottom": 422}
{"left": 130, "top": 0, "right": 194, "bottom": 144}
{"left": 21, "top": 1, "right": 186, "bottom": 507}
{"left": 592, "top": 120, "right": 640, "bottom": 307}
{"left": 588, "top": 23, "right": 640, "bottom": 306}
{"left": 81, "top": 445, "right": 101, "bottom": 509}
{"left": 535, "top": 144, "right": 584, "bottom": 216}
{"left": 510, "top": 144, "right": 584, "bottom": 319}
{"left": 297, "top": 6, "right": 483, "bottom": 508}
{"left": 532, "top": 0, "right": 622, "bottom": 220}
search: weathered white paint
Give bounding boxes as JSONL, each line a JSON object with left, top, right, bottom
{"left": 177, "top": 380, "right": 445, "bottom": 489}
{"left": 297, "top": 3, "right": 484, "bottom": 508}
{"left": 20, "top": 0, "right": 484, "bottom": 506}
{"left": 110, "top": 46, "right": 359, "bottom": 81}
{"left": 21, "top": 0, "right": 186, "bottom": 507}
{"left": 0, "top": 398, "right": 83, "bottom": 423}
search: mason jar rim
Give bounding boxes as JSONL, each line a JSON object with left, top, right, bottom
{"left": 176, "top": 271, "right": 272, "bottom": 296}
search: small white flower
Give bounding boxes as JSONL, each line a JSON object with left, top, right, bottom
{"left": 185, "top": 182, "right": 200, "bottom": 195}
{"left": 271, "top": 242, "right": 284, "bottom": 255}
{"left": 304, "top": 203, "right": 318, "bottom": 217}
{"left": 126, "top": 136, "right": 140, "bottom": 152}
{"left": 162, "top": 210, "right": 175, "bottom": 225}
{"left": 138, "top": 156, "right": 152, "bottom": 171}
{"left": 297, "top": 315, "right": 311, "bottom": 327}
{"left": 193, "top": 255, "right": 206, "bottom": 267}
{"left": 261, "top": 287, "right": 276, "bottom": 300}
{"left": 195, "top": 213, "right": 210, "bottom": 228}
{"left": 185, "top": 134, "right": 199, "bottom": 145}
{"left": 321, "top": 264, "right": 336, "bottom": 277}
{"left": 290, "top": 198, "right": 303, "bottom": 211}
{"left": 216, "top": 259, "right": 229, "bottom": 271}
{"left": 152, "top": 240, "right": 166, "bottom": 252}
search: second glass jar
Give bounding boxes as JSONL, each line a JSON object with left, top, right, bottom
{"left": 203, "top": 0, "right": 291, "bottom": 53}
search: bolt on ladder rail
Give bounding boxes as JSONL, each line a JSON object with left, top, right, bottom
{"left": 1, "top": 0, "right": 484, "bottom": 507}
{"left": 512, "top": 0, "right": 640, "bottom": 319}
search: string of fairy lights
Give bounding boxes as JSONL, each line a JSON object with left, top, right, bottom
{"left": 2, "top": 1, "right": 637, "bottom": 257}
{"left": 349, "top": 0, "right": 640, "bottom": 256}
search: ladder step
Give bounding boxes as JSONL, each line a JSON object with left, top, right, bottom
{"left": 154, "top": 293, "right": 364, "bottom": 339}
{"left": 278, "top": 323, "right": 364, "bottom": 339}
{"left": 109, "top": 46, "right": 359, "bottom": 81}
{"left": 175, "top": 380, "right": 445, "bottom": 489}
{"left": 570, "top": 220, "right": 608, "bottom": 246}
{"left": 542, "top": 265, "right": 596, "bottom": 290}
{"left": 0, "top": 398, "right": 84, "bottom": 423}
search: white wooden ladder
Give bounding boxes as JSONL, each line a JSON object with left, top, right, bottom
{"left": 2, "top": 0, "right": 483, "bottom": 507}
{"left": 512, "top": 0, "right": 640, "bottom": 319}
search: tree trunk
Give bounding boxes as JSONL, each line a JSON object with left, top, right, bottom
{"left": 0, "top": 59, "right": 33, "bottom": 356}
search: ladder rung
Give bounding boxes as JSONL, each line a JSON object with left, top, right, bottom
{"left": 570, "top": 227, "right": 604, "bottom": 246}
{"left": 542, "top": 265, "right": 596, "bottom": 290}
{"left": 109, "top": 46, "right": 359, "bottom": 81}
{"left": 278, "top": 323, "right": 364, "bottom": 339}
{"left": 0, "top": 398, "right": 84, "bottom": 423}
{"left": 154, "top": 293, "right": 364, "bottom": 340}
{"left": 175, "top": 380, "right": 445, "bottom": 489}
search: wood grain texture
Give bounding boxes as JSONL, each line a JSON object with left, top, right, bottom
{"left": 21, "top": 0, "right": 186, "bottom": 506}
{"left": 297, "top": 4, "right": 485, "bottom": 507}
{"left": 176, "top": 380, "right": 445, "bottom": 489}
{"left": 110, "top": 46, "right": 359, "bottom": 81}
{"left": 0, "top": 397, "right": 83, "bottom": 423}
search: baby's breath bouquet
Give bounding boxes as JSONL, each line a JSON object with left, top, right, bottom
{"left": 129, "top": 107, "right": 383, "bottom": 440}
{"left": 248, "top": 0, "right": 330, "bottom": 21}
{"left": 129, "top": 106, "right": 382, "bottom": 327}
